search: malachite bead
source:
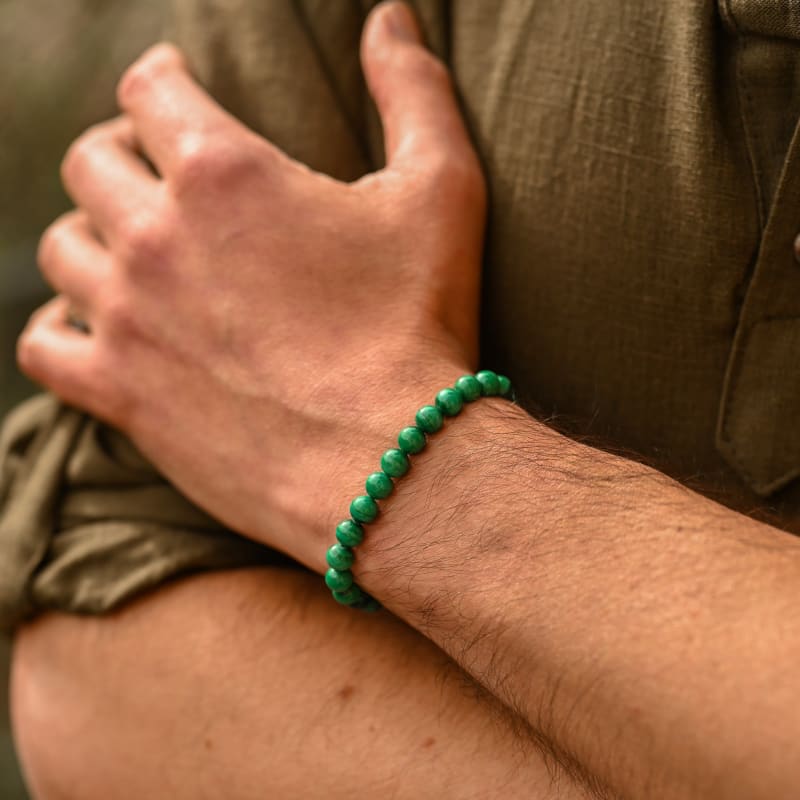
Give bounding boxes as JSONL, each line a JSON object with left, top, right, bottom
{"left": 325, "top": 567, "right": 354, "bottom": 592}
{"left": 381, "top": 448, "right": 410, "bottom": 478}
{"left": 350, "top": 495, "right": 379, "bottom": 523}
{"left": 455, "top": 374, "right": 482, "bottom": 402}
{"left": 398, "top": 425, "right": 426, "bottom": 455}
{"left": 497, "top": 374, "right": 512, "bottom": 398}
{"left": 476, "top": 369, "right": 501, "bottom": 396}
{"left": 435, "top": 387, "right": 464, "bottom": 417}
{"left": 332, "top": 585, "right": 365, "bottom": 606}
{"left": 326, "top": 543, "right": 354, "bottom": 571}
{"left": 366, "top": 471, "right": 394, "bottom": 499}
{"left": 336, "top": 519, "right": 364, "bottom": 547}
{"left": 415, "top": 404, "right": 444, "bottom": 434}
{"left": 355, "top": 595, "right": 382, "bottom": 613}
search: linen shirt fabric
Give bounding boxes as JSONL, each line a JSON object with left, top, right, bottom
{"left": 2, "top": 0, "right": 800, "bottom": 631}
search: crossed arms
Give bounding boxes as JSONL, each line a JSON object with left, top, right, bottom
{"left": 11, "top": 4, "right": 800, "bottom": 798}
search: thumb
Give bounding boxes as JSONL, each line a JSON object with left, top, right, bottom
{"left": 360, "top": 2, "right": 477, "bottom": 173}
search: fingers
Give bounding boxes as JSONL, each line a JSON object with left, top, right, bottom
{"left": 37, "top": 210, "right": 111, "bottom": 307}
{"left": 360, "top": 2, "right": 479, "bottom": 175}
{"left": 116, "top": 43, "right": 273, "bottom": 179}
{"left": 61, "top": 117, "right": 161, "bottom": 243}
{"left": 17, "top": 297, "right": 102, "bottom": 413}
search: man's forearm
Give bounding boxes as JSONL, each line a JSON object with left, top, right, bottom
{"left": 355, "top": 400, "right": 800, "bottom": 799}
{"left": 13, "top": 568, "right": 591, "bottom": 800}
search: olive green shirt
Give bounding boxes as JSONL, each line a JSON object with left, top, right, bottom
{"left": 2, "top": 0, "right": 800, "bottom": 630}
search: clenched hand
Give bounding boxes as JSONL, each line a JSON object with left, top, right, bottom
{"left": 17, "top": 1, "right": 486, "bottom": 570}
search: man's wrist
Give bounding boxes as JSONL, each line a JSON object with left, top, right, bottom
{"left": 292, "top": 351, "right": 475, "bottom": 558}
{"left": 348, "top": 395, "right": 546, "bottom": 617}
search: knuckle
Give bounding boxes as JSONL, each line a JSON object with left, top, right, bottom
{"left": 397, "top": 48, "right": 450, "bottom": 88}
{"left": 16, "top": 323, "right": 44, "bottom": 377}
{"left": 15, "top": 331, "right": 35, "bottom": 375}
{"left": 98, "top": 293, "right": 137, "bottom": 339}
{"left": 60, "top": 122, "right": 110, "bottom": 185}
{"left": 117, "top": 62, "right": 155, "bottom": 107}
{"left": 424, "top": 150, "right": 485, "bottom": 208}
{"left": 421, "top": 52, "right": 451, "bottom": 87}
{"left": 36, "top": 223, "right": 63, "bottom": 272}
{"left": 118, "top": 210, "right": 168, "bottom": 265}
{"left": 60, "top": 137, "right": 90, "bottom": 187}
{"left": 174, "top": 134, "right": 258, "bottom": 194}
{"left": 173, "top": 132, "right": 212, "bottom": 185}
{"left": 81, "top": 120, "right": 110, "bottom": 145}
{"left": 117, "top": 43, "right": 181, "bottom": 106}
{"left": 144, "top": 41, "right": 184, "bottom": 67}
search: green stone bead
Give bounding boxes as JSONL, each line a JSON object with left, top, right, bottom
{"left": 325, "top": 568, "right": 354, "bottom": 592}
{"left": 476, "top": 369, "right": 501, "bottom": 396}
{"left": 332, "top": 585, "right": 365, "bottom": 606}
{"left": 415, "top": 405, "right": 444, "bottom": 434}
{"left": 350, "top": 495, "right": 379, "bottom": 523}
{"left": 336, "top": 519, "right": 364, "bottom": 547}
{"left": 366, "top": 471, "right": 394, "bottom": 499}
{"left": 497, "top": 374, "right": 512, "bottom": 398}
{"left": 398, "top": 426, "right": 426, "bottom": 455}
{"left": 455, "top": 375, "right": 482, "bottom": 402}
{"left": 381, "top": 448, "right": 410, "bottom": 478}
{"left": 326, "top": 543, "right": 355, "bottom": 570}
{"left": 355, "top": 596, "right": 382, "bottom": 613}
{"left": 435, "top": 387, "right": 464, "bottom": 417}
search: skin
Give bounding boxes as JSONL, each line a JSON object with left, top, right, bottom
{"left": 12, "top": 569, "right": 588, "bottom": 800}
{"left": 12, "top": 1, "right": 800, "bottom": 798}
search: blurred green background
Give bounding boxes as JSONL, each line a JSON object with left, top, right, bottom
{"left": 0, "top": 1, "right": 165, "bottom": 794}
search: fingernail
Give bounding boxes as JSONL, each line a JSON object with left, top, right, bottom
{"left": 382, "top": 2, "right": 419, "bottom": 43}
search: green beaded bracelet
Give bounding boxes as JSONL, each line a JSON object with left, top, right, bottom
{"left": 324, "top": 370, "right": 513, "bottom": 611}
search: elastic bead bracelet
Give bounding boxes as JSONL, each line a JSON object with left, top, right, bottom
{"left": 324, "top": 369, "right": 514, "bottom": 611}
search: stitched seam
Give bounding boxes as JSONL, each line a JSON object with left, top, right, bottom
{"left": 720, "top": 315, "right": 800, "bottom": 490}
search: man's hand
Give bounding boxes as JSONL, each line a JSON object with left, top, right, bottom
{"left": 17, "top": 2, "right": 485, "bottom": 569}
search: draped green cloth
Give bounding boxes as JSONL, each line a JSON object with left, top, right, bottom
{"left": 3, "top": 0, "right": 800, "bottom": 631}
